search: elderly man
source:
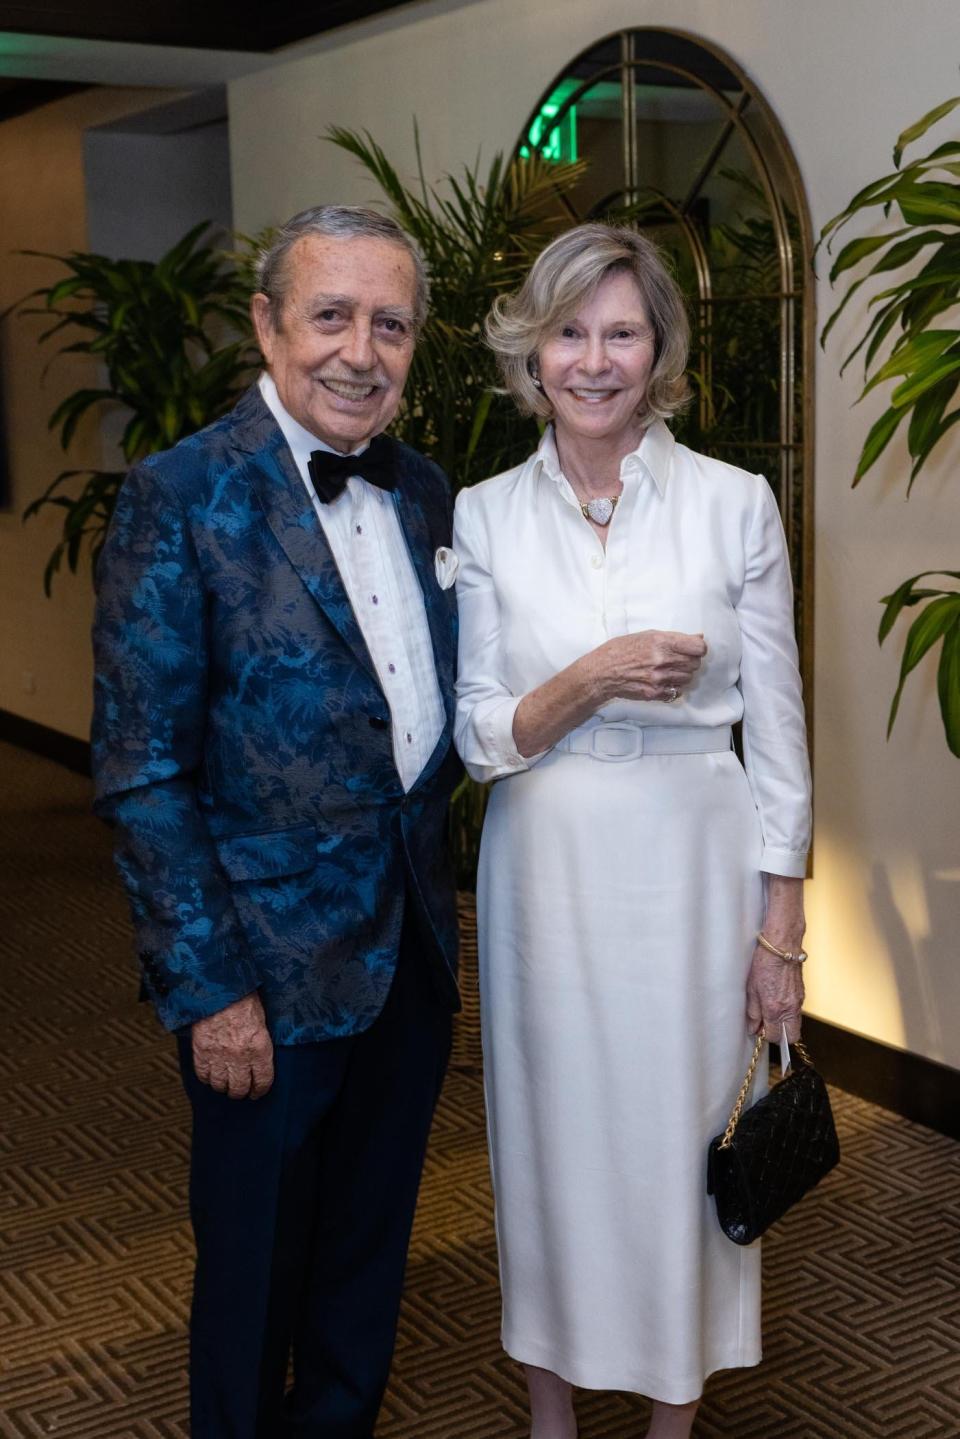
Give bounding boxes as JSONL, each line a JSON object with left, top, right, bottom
{"left": 92, "top": 207, "right": 461, "bottom": 1438}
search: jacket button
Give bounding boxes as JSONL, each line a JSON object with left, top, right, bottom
{"left": 368, "top": 715, "right": 389, "bottom": 730}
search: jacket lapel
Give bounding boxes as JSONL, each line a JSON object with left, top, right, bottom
{"left": 228, "top": 385, "right": 458, "bottom": 746}
{"left": 230, "top": 386, "right": 379, "bottom": 684}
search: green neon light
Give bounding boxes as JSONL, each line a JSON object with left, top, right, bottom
{"left": 520, "top": 76, "right": 579, "bottom": 164}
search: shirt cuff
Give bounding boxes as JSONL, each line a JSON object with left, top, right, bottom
{"left": 481, "top": 694, "right": 537, "bottom": 771}
{"left": 759, "top": 844, "right": 809, "bottom": 878}
{"left": 460, "top": 694, "right": 548, "bottom": 783}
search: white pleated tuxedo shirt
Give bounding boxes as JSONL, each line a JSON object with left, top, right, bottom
{"left": 259, "top": 373, "right": 445, "bottom": 791}
{"left": 453, "top": 420, "right": 812, "bottom": 877}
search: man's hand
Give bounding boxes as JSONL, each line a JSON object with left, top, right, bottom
{"left": 191, "top": 992, "right": 275, "bottom": 1100}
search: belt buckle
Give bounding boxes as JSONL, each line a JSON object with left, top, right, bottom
{"left": 589, "top": 723, "right": 644, "bottom": 760}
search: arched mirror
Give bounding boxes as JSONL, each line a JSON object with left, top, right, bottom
{"left": 516, "top": 28, "right": 814, "bottom": 708}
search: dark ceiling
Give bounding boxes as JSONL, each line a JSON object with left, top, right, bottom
{"left": 0, "top": 1, "right": 416, "bottom": 53}
{"left": 0, "top": 2, "right": 421, "bottom": 122}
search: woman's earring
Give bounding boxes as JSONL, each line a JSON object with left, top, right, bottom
{"left": 529, "top": 361, "right": 543, "bottom": 391}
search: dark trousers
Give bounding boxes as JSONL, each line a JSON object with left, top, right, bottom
{"left": 177, "top": 924, "right": 452, "bottom": 1439}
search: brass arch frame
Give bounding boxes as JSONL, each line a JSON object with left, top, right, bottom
{"left": 516, "top": 28, "right": 816, "bottom": 746}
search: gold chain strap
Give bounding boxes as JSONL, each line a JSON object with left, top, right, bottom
{"left": 718, "top": 1035, "right": 815, "bottom": 1150}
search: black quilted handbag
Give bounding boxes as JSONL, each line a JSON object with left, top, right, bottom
{"left": 706, "top": 1038, "right": 840, "bottom": 1245}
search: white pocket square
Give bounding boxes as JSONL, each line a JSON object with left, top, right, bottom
{"left": 434, "top": 546, "right": 460, "bottom": 590}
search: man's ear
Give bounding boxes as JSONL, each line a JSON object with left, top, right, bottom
{"left": 250, "top": 293, "right": 275, "bottom": 364}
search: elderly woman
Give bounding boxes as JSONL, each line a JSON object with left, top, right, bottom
{"left": 452, "top": 224, "right": 811, "bottom": 1439}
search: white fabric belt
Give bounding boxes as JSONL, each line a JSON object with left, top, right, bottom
{"left": 555, "top": 722, "right": 733, "bottom": 762}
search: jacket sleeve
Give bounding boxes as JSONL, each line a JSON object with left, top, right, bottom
{"left": 91, "top": 459, "right": 258, "bottom": 1030}
{"left": 736, "top": 476, "right": 812, "bottom": 877}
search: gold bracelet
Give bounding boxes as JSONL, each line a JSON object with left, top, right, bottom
{"left": 757, "top": 931, "right": 808, "bottom": 964}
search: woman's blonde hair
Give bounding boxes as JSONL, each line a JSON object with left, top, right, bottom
{"left": 485, "top": 222, "right": 691, "bottom": 423}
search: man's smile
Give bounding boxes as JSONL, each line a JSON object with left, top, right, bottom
{"left": 318, "top": 376, "right": 380, "bottom": 403}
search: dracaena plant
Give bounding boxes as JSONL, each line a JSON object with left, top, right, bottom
{"left": 14, "top": 222, "right": 260, "bottom": 593}
{"left": 821, "top": 97, "right": 960, "bottom": 755}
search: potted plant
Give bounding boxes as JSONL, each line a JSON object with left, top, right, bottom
{"left": 821, "top": 97, "right": 960, "bottom": 755}
{"left": 12, "top": 222, "right": 259, "bottom": 593}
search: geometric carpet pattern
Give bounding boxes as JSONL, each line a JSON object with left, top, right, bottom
{"left": 2, "top": 739, "right": 959, "bottom": 1437}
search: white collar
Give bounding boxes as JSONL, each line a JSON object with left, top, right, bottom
{"left": 259, "top": 371, "right": 371, "bottom": 473}
{"left": 531, "top": 419, "right": 674, "bottom": 499}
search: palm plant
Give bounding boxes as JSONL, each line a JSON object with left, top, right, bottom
{"left": 326, "top": 126, "right": 586, "bottom": 492}
{"left": 325, "top": 128, "right": 588, "bottom": 884}
{"left": 14, "top": 222, "right": 259, "bottom": 592}
{"left": 821, "top": 98, "right": 960, "bottom": 755}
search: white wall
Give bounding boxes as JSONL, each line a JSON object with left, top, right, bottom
{"left": 228, "top": 0, "right": 960, "bottom": 1068}
{"left": 0, "top": 86, "right": 232, "bottom": 740}
{"left": 85, "top": 122, "right": 232, "bottom": 262}
{"left": 0, "top": 87, "right": 180, "bottom": 741}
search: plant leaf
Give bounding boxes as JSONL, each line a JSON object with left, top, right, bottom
{"left": 466, "top": 389, "right": 494, "bottom": 464}
{"left": 887, "top": 593, "right": 960, "bottom": 735}
{"left": 937, "top": 620, "right": 960, "bottom": 755}
{"left": 894, "top": 96, "right": 960, "bottom": 166}
{"left": 860, "top": 329, "right": 959, "bottom": 395}
{"left": 890, "top": 355, "right": 960, "bottom": 409}
{"left": 909, "top": 405, "right": 960, "bottom": 487}
{"left": 852, "top": 405, "right": 907, "bottom": 484}
{"left": 828, "top": 228, "right": 912, "bottom": 282}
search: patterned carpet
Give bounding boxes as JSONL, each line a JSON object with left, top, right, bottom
{"left": 2, "top": 739, "right": 959, "bottom": 1438}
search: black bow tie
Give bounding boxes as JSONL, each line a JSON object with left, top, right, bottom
{"left": 307, "top": 434, "right": 396, "bottom": 504}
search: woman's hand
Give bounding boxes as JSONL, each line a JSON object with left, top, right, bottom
{"left": 593, "top": 629, "right": 707, "bottom": 703}
{"left": 745, "top": 875, "right": 806, "bottom": 1044}
{"left": 513, "top": 628, "right": 706, "bottom": 757}
{"left": 745, "top": 945, "right": 804, "bottom": 1044}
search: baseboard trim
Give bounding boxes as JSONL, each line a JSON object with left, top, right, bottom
{"left": 774, "top": 1016, "right": 960, "bottom": 1140}
{"left": 0, "top": 709, "right": 91, "bottom": 776}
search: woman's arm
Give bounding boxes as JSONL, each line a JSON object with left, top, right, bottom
{"left": 512, "top": 630, "right": 707, "bottom": 757}
{"left": 736, "top": 475, "right": 813, "bottom": 1043}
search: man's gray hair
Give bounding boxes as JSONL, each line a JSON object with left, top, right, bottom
{"left": 255, "top": 205, "right": 429, "bottom": 332}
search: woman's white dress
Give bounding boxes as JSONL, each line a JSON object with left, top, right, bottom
{"left": 452, "top": 421, "right": 811, "bottom": 1404}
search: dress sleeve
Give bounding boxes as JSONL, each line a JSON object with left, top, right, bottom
{"left": 452, "top": 487, "right": 545, "bottom": 784}
{"left": 736, "top": 477, "right": 812, "bottom": 877}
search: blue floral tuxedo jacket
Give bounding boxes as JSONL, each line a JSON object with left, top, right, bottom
{"left": 92, "top": 384, "right": 462, "bottom": 1043}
